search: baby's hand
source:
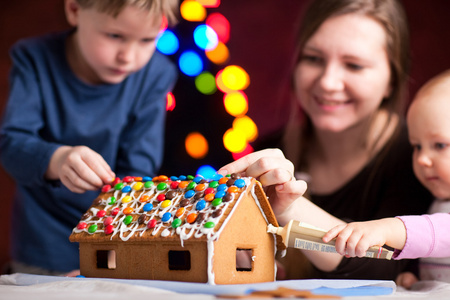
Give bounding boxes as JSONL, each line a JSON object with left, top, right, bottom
{"left": 218, "top": 149, "right": 307, "bottom": 215}
{"left": 46, "top": 145, "right": 115, "bottom": 193}
{"left": 322, "top": 220, "right": 390, "bottom": 258}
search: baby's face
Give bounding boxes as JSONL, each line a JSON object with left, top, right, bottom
{"left": 407, "top": 84, "right": 450, "bottom": 200}
{"left": 70, "top": 4, "right": 162, "bottom": 84}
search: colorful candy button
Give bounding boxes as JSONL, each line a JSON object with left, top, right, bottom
{"left": 133, "top": 182, "right": 144, "bottom": 191}
{"left": 147, "top": 218, "right": 157, "bottom": 228}
{"left": 140, "top": 195, "right": 150, "bottom": 202}
{"left": 88, "top": 224, "right": 98, "bottom": 233}
{"left": 209, "top": 181, "right": 219, "bottom": 188}
{"left": 178, "top": 181, "right": 189, "bottom": 189}
{"left": 103, "top": 216, "right": 113, "bottom": 226}
{"left": 204, "top": 187, "right": 215, "bottom": 195}
{"left": 176, "top": 207, "right": 185, "bottom": 217}
{"left": 217, "top": 184, "right": 228, "bottom": 191}
{"left": 193, "top": 176, "right": 203, "bottom": 183}
{"left": 122, "top": 196, "right": 132, "bottom": 203}
{"left": 157, "top": 182, "right": 168, "bottom": 191}
{"left": 161, "top": 200, "right": 171, "bottom": 208}
{"left": 123, "top": 176, "right": 133, "bottom": 183}
{"left": 122, "top": 186, "right": 132, "bottom": 193}
{"left": 227, "top": 186, "right": 239, "bottom": 193}
{"left": 170, "top": 181, "right": 179, "bottom": 189}
{"left": 77, "top": 222, "right": 87, "bottom": 230}
{"left": 187, "top": 175, "right": 194, "bottom": 180}
{"left": 215, "top": 191, "right": 226, "bottom": 198}
{"left": 111, "top": 207, "right": 120, "bottom": 216}
{"left": 184, "top": 190, "right": 195, "bottom": 198}
{"left": 218, "top": 177, "right": 228, "bottom": 184}
{"left": 205, "top": 193, "right": 215, "bottom": 201}
{"left": 143, "top": 176, "right": 152, "bottom": 182}
{"left": 170, "top": 176, "right": 179, "bottom": 181}
{"left": 101, "top": 185, "right": 111, "bottom": 193}
{"left": 114, "top": 182, "right": 124, "bottom": 190}
{"left": 157, "top": 194, "right": 166, "bottom": 202}
{"left": 186, "top": 213, "right": 198, "bottom": 224}
{"left": 144, "top": 181, "right": 154, "bottom": 189}
{"left": 179, "top": 175, "right": 187, "bottom": 181}
{"left": 96, "top": 210, "right": 106, "bottom": 218}
{"left": 134, "top": 177, "right": 143, "bottom": 182}
{"left": 123, "top": 207, "right": 134, "bottom": 215}
{"left": 212, "top": 173, "right": 223, "bottom": 181}
{"left": 234, "top": 179, "right": 246, "bottom": 188}
{"left": 195, "top": 183, "right": 206, "bottom": 191}
{"left": 143, "top": 203, "right": 153, "bottom": 212}
{"left": 112, "top": 177, "right": 121, "bottom": 185}
{"left": 204, "top": 221, "right": 215, "bottom": 229}
{"left": 186, "top": 182, "right": 196, "bottom": 190}
{"left": 123, "top": 215, "right": 133, "bottom": 225}
{"left": 172, "top": 218, "right": 182, "bottom": 228}
{"left": 104, "top": 224, "right": 114, "bottom": 235}
{"left": 212, "top": 198, "right": 223, "bottom": 207}
{"left": 196, "top": 200, "right": 206, "bottom": 210}
{"left": 161, "top": 212, "right": 171, "bottom": 222}
{"left": 109, "top": 196, "right": 116, "bottom": 205}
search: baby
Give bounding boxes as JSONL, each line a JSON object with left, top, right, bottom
{"left": 323, "top": 69, "right": 450, "bottom": 284}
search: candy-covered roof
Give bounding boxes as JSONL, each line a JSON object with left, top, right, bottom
{"left": 70, "top": 173, "right": 279, "bottom": 245}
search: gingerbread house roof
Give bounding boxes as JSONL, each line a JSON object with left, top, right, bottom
{"left": 69, "top": 173, "right": 282, "bottom": 248}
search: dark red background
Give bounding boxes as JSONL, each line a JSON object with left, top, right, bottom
{"left": 1, "top": 0, "right": 449, "bottom": 273}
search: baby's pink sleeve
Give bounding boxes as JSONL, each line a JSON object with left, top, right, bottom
{"left": 393, "top": 213, "right": 450, "bottom": 259}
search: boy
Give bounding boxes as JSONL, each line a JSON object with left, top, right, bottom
{"left": 0, "top": 0, "right": 178, "bottom": 275}
{"left": 323, "top": 69, "right": 450, "bottom": 285}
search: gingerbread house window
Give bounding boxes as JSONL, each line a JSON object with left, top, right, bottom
{"left": 96, "top": 250, "right": 116, "bottom": 270}
{"left": 168, "top": 250, "right": 191, "bottom": 270}
{"left": 236, "top": 248, "right": 253, "bottom": 272}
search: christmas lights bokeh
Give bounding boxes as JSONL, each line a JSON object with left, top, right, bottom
{"left": 157, "top": 0, "right": 257, "bottom": 179}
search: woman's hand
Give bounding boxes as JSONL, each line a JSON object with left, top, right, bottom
{"left": 46, "top": 145, "right": 115, "bottom": 193}
{"left": 218, "top": 149, "right": 307, "bottom": 215}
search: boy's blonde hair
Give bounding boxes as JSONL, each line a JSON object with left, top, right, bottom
{"left": 76, "top": 0, "right": 179, "bottom": 25}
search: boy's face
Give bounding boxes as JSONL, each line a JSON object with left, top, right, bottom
{"left": 66, "top": 1, "right": 162, "bottom": 84}
{"left": 407, "top": 81, "right": 450, "bottom": 200}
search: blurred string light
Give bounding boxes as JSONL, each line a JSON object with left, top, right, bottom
{"left": 206, "top": 13, "right": 230, "bottom": 43}
{"left": 185, "top": 132, "right": 209, "bottom": 159}
{"left": 194, "top": 24, "right": 219, "bottom": 50}
{"left": 196, "top": 0, "right": 221, "bottom": 8}
{"left": 166, "top": 92, "right": 176, "bottom": 111}
{"left": 159, "top": 0, "right": 259, "bottom": 170}
{"left": 179, "top": 50, "right": 203, "bottom": 76}
{"left": 223, "top": 91, "right": 248, "bottom": 117}
{"left": 205, "top": 41, "right": 229, "bottom": 64}
{"left": 180, "top": 0, "right": 206, "bottom": 21}
{"left": 156, "top": 29, "right": 179, "bottom": 55}
{"left": 195, "top": 72, "right": 217, "bottom": 95}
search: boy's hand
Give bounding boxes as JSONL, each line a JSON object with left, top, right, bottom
{"left": 218, "top": 149, "right": 307, "bottom": 215}
{"left": 323, "top": 218, "right": 406, "bottom": 257}
{"left": 46, "top": 145, "right": 115, "bottom": 193}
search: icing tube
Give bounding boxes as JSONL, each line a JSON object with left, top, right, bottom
{"left": 267, "top": 220, "right": 393, "bottom": 260}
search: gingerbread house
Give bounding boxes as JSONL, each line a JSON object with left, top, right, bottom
{"left": 69, "top": 173, "right": 283, "bottom": 284}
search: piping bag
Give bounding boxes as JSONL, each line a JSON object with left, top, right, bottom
{"left": 267, "top": 220, "right": 393, "bottom": 259}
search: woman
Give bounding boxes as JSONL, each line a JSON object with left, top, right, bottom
{"left": 219, "top": 0, "right": 432, "bottom": 284}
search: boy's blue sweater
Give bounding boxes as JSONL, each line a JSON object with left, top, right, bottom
{"left": 0, "top": 30, "right": 177, "bottom": 272}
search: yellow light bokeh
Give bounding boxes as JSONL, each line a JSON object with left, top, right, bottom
{"left": 232, "top": 115, "right": 258, "bottom": 142}
{"left": 185, "top": 132, "right": 209, "bottom": 159}
{"left": 223, "top": 91, "right": 248, "bottom": 117}
{"left": 180, "top": 0, "right": 206, "bottom": 22}
{"left": 195, "top": 0, "right": 221, "bottom": 7}
{"left": 215, "top": 70, "right": 234, "bottom": 94}
{"left": 221, "top": 65, "right": 250, "bottom": 91}
{"left": 205, "top": 41, "right": 229, "bottom": 65}
{"left": 223, "top": 128, "right": 247, "bottom": 153}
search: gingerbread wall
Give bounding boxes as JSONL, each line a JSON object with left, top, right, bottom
{"left": 2, "top": 0, "right": 450, "bottom": 273}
